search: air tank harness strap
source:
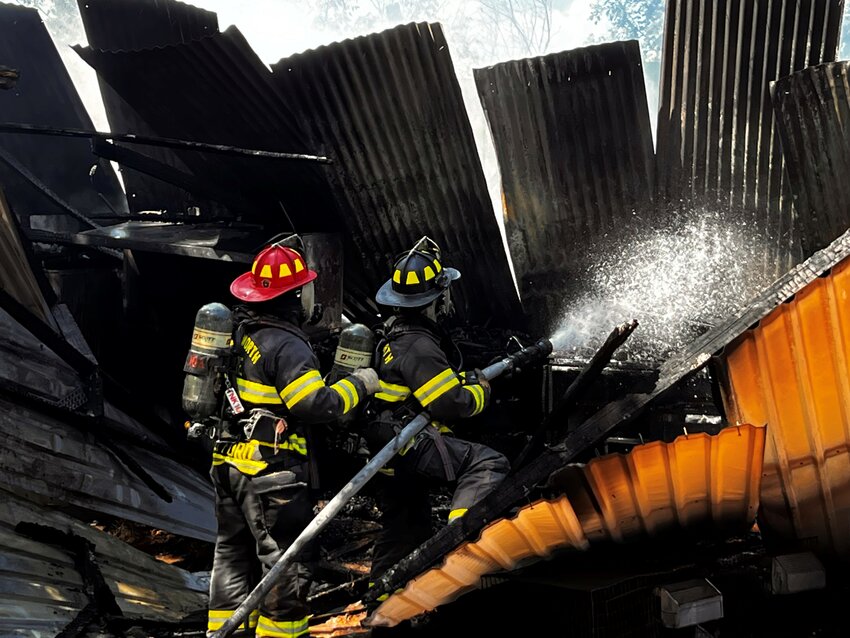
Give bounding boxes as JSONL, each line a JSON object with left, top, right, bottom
{"left": 424, "top": 425, "right": 456, "bottom": 482}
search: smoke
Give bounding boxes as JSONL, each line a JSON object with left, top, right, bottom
{"left": 549, "top": 207, "right": 777, "bottom": 361}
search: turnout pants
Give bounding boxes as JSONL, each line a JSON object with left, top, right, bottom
{"left": 369, "top": 427, "right": 509, "bottom": 580}
{"left": 208, "top": 462, "right": 313, "bottom": 638}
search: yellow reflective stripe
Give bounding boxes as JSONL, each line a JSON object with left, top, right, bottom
{"left": 212, "top": 452, "right": 269, "bottom": 475}
{"left": 256, "top": 615, "right": 310, "bottom": 638}
{"left": 209, "top": 611, "right": 234, "bottom": 619}
{"left": 448, "top": 508, "right": 468, "bottom": 521}
{"left": 280, "top": 369, "right": 324, "bottom": 409}
{"left": 237, "top": 378, "right": 283, "bottom": 405}
{"left": 415, "top": 368, "right": 460, "bottom": 407}
{"left": 463, "top": 384, "right": 485, "bottom": 416}
{"left": 414, "top": 368, "right": 455, "bottom": 400}
{"left": 375, "top": 380, "right": 411, "bottom": 403}
{"left": 330, "top": 378, "right": 360, "bottom": 414}
{"left": 255, "top": 434, "right": 308, "bottom": 456}
{"left": 209, "top": 609, "right": 259, "bottom": 632}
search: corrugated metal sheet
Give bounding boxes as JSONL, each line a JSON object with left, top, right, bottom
{"left": 0, "top": 489, "right": 207, "bottom": 636}
{"left": 0, "top": 391, "right": 216, "bottom": 541}
{"left": 655, "top": 0, "right": 844, "bottom": 279}
{"left": 474, "top": 41, "right": 654, "bottom": 332}
{"left": 0, "top": 308, "right": 82, "bottom": 408}
{"left": 371, "top": 424, "right": 765, "bottom": 627}
{"left": 0, "top": 306, "right": 215, "bottom": 542}
{"left": 772, "top": 62, "right": 850, "bottom": 257}
{"left": 721, "top": 256, "right": 850, "bottom": 558}
{"left": 269, "top": 23, "right": 521, "bottom": 325}
{"left": 74, "top": 28, "right": 325, "bottom": 221}
{"left": 77, "top": 0, "right": 221, "bottom": 214}
{"left": 77, "top": 0, "right": 217, "bottom": 51}
{"left": 0, "top": 3, "right": 126, "bottom": 223}
{"left": 369, "top": 227, "right": 850, "bottom": 603}
{"left": 78, "top": 22, "right": 521, "bottom": 323}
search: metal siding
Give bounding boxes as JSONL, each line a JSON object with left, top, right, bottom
{"left": 0, "top": 490, "right": 208, "bottom": 634}
{"left": 474, "top": 41, "right": 655, "bottom": 332}
{"left": 722, "top": 257, "right": 850, "bottom": 558}
{"left": 270, "top": 23, "right": 522, "bottom": 325}
{"left": 76, "top": 29, "right": 387, "bottom": 319}
{"left": 0, "top": 393, "right": 216, "bottom": 541}
{"left": 372, "top": 424, "right": 766, "bottom": 626}
{"left": 772, "top": 62, "right": 850, "bottom": 257}
{"left": 77, "top": 0, "right": 218, "bottom": 51}
{"left": 74, "top": 27, "right": 327, "bottom": 222}
{"left": 0, "top": 308, "right": 215, "bottom": 542}
{"left": 77, "top": 0, "right": 222, "bottom": 214}
{"left": 0, "top": 3, "right": 126, "bottom": 222}
{"left": 655, "top": 0, "right": 844, "bottom": 280}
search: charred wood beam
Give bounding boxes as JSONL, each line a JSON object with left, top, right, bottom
{"left": 0, "top": 147, "right": 102, "bottom": 229}
{"left": 511, "top": 320, "right": 638, "bottom": 470}
{"left": 0, "top": 121, "right": 331, "bottom": 163}
{"left": 16, "top": 522, "right": 123, "bottom": 637}
{"left": 367, "top": 229, "right": 850, "bottom": 605}
{"left": 0, "top": 65, "right": 18, "bottom": 90}
{"left": 91, "top": 139, "right": 254, "bottom": 214}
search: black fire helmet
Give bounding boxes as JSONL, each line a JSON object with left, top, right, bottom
{"left": 375, "top": 236, "right": 461, "bottom": 308}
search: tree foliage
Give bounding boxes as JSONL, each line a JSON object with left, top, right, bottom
{"left": 588, "top": 0, "right": 665, "bottom": 63}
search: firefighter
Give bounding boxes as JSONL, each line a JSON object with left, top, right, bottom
{"left": 207, "top": 243, "right": 379, "bottom": 638}
{"left": 367, "top": 237, "right": 510, "bottom": 583}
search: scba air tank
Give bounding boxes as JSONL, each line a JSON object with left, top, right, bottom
{"left": 329, "top": 323, "right": 376, "bottom": 384}
{"left": 182, "top": 302, "right": 233, "bottom": 420}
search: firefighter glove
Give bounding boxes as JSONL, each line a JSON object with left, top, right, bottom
{"left": 473, "top": 368, "right": 490, "bottom": 391}
{"left": 351, "top": 367, "right": 380, "bottom": 395}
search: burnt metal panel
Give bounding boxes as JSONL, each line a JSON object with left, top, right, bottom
{"left": 269, "top": 23, "right": 522, "bottom": 326}
{"left": 721, "top": 257, "right": 850, "bottom": 559}
{"left": 0, "top": 391, "right": 215, "bottom": 541}
{"left": 0, "top": 3, "right": 126, "bottom": 223}
{"left": 77, "top": 0, "right": 222, "bottom": 214}
{"left": 772, "top": 62, "right": 850, "bottom": 257}
{"left": 0, "top": 308, "right": 84, "bottom": 410}
{"left": 474, "top": 41, "right": 655, "bottom": 332}
{"left": 0, "top": 306, "right": 215, "bottom": 542}
{"left": 0, "top": 491, "right": 207, "bottom": 633}
{"left": 370, "top": 227, "right": 850, "bottom": 604}
{"left": 77, "top": 0, "right": 218, "bottom": 51}
{"left": 372, "top": 424, "right": 765, "bottom": 626}
{"left": 74, "top": 27, "right": 331, "bottom": 224}
{"left": 655, "top": 0, "right": 844, "bottom": 280}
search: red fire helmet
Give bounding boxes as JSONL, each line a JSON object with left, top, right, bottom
{"left": 230, "top": 245, "right": 318, "bottom": 302}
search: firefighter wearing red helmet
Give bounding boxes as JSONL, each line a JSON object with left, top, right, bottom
{"left": 366, "top": 237, "right": 509, "bottom": 584}
{"left": 207, "top": 242, "right": 378, "bottom": 638}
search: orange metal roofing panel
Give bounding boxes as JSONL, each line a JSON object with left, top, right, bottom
{"left": 722, "top": 258, "right": 850, "bottom": 557}
{"left": 371, "top": 424, "right": 765, "bottom": 626}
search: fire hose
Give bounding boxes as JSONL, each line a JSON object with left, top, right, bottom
{"left": 212, "top": 338, "right": 553, "bottom": 638}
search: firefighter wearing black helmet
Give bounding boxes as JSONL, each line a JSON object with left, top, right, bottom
{"left": 367, "top": 237, "right": 509, "bottom": 583}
